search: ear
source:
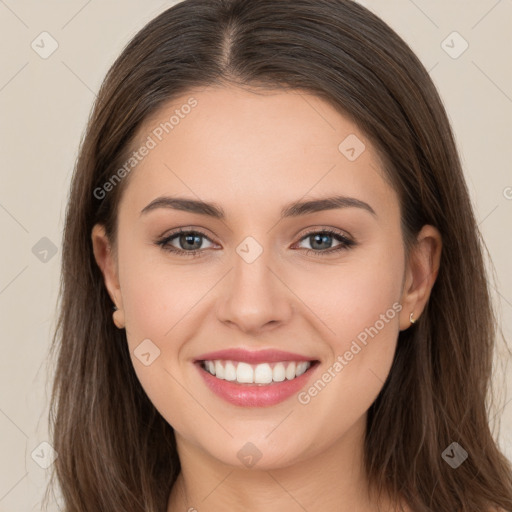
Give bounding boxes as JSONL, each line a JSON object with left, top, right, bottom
{"left": 91, "top": 224, "right": 124, "bottom": 316}
{"left": 399, "top": 225, "right": 442, "bottom": 331}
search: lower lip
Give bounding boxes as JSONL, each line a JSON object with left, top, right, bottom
{"left": 195, "top": 362, "right": 319, "bottom": 407}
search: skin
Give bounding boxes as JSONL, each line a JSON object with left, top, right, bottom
{"left": 92, "top": 85, "right": 441, "bottom": 512}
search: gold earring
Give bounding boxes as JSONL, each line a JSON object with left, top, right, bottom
{"left": 112, "top": 306, "right": 125, "bottom": 329}
{"left": 409, "top": 312, "right": 416, "bottom": 324}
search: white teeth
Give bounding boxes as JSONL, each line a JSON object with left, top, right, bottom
{"left": 236, "top": 362, "right": 254, "bottom": 383}
{"left": 224, "top": 361, "right": 237, "bottom": 381}
{"left": 254, "top": 363, "right": 273, "bottom": 384}
{"left": 215, "top": 360, "right": 225, "bottom": 379}
{"left": 285, "top": 362, "right": 296, "bottom": 380}
{"left": 202, "top": 360, "right": 312, "bottom": 384}
{"left": 272, "top": 363, "right": 286, "bottom": 382}
{"left": 296, "top": 362, "right": 309, "bottom": 377}
{"left": 207, "top": 361, "right": 216, "bottom": 375}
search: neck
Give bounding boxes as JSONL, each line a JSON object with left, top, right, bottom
{"left": 167, "top": 416, "right": 403, "bottom": 512}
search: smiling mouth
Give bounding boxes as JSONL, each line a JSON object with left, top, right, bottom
{"left": 198, "top": 359, "right": 319, "bottom": 385}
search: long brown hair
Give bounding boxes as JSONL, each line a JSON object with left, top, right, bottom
{"left": 46, "top": 1, "right": 512, "bottom": 510}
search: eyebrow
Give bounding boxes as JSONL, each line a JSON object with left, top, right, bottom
{"left": 140, "top": 194, "right": 376, "bottom": 219}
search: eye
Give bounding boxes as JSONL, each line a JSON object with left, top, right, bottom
{"left": 294, "top": 228, "right": 356, "bottom": 256}
{"left": 156, "top": 228, "right": 216, "bottom": 257}
{"left": 156, "top": 227, "right": 356, "bottom": 258}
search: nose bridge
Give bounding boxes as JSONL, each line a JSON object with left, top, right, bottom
{"left": 233, "top": 239, "right": 273, "bottom": 290}
{"left": 216, "top": 235, "right": 292, "bottom": 332}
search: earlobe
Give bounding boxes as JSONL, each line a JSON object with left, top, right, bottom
{"left": 91, "top": 224, "right": 124, "bottom": 316}
{"left": 112, "top": 306, "right": 125, "bottom": 329}
{"left": 399, "top": 225, "right": 442, "bottom": 330}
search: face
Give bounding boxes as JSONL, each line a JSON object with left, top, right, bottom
{"left": 92, "top": 85, "right": 436, "bottom": 471}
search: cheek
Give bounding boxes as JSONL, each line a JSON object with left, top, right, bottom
{"left": 297, "top": 240, "right": 405, "bottom": 351}
{"left": 294, "top": 242, "right": 404, "bottom": 417}
{"left": 117, "top": 237, "right": 208, "bottom": 342}
{"left": 116, "top": 252, "right": 202, "bottom": 433}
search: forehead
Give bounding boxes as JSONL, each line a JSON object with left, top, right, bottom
{"left": 119, "top": 85, "right": 396, "bottom": 220}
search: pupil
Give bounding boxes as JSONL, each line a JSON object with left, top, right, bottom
{"left": 182, "top": 233, "right": 201, "bottom": 250}
{"left": 311, "top": 233, "right": 332, "bottom": 250}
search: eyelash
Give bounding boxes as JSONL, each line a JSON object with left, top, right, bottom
{"left": 155, "top": 227, "right": 356, "bottom": 258}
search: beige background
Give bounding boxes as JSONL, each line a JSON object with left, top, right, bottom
{"left": 0, "top": 0, "right": 511, "bottom": 510}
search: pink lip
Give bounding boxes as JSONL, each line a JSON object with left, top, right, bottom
{"left": 195, "top": 359, "right": 320, "bottom": 408}
{"left": 195, "top": 348, "right": 315, "bottom": 364}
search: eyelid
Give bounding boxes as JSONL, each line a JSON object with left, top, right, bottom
{"left": 158, "top": 225, "right": 353, "bottom": 244}
{"left": 156, "top": 225, "right": 356, "bottom": 257}
{"left": 158, "top": 226, "right": 218, "bottom": 244}
{"left": 157, "top": 226, "right": 218, "bottom": 248}
{"left": 294, "top": 225, "right": 354, "bottom": 242}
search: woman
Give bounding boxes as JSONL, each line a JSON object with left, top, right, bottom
{"left": 46, "top": 0, "right": 512, "bottom": 510}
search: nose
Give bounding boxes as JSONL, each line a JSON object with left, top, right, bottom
{"left": 215, "top": 246, "right": 294, "bottom": 335}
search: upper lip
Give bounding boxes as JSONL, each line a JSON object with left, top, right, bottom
{"left": 195, "top": 348, "right": 317, "bottom": 364}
